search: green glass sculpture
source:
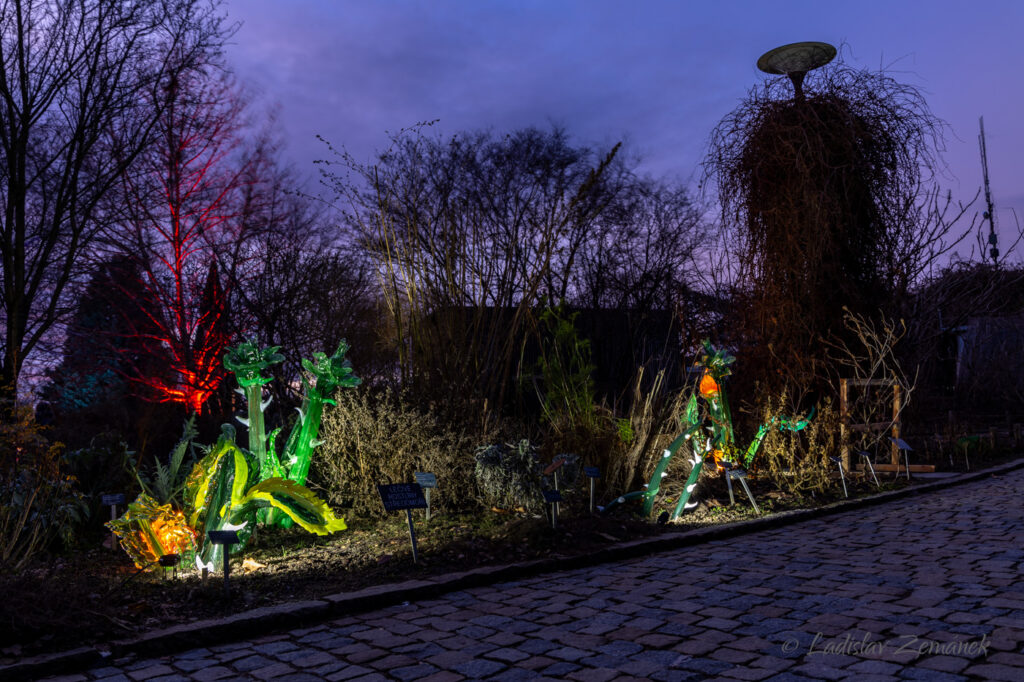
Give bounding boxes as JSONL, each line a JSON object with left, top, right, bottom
{"left": 606, "top": 340, "right": 811, "bottom": 520}
{"left": 108, "top": 341, "right": 358, "bottom": 572}
{"left": 224, "top": 340, "right": 361, "bottom": 528}
{"left": 185, "top": 425, "right": 347, "bottom": 570}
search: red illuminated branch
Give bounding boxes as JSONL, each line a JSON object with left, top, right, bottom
{"left": 108, "top": 68, "right": 261, "bottom": 414}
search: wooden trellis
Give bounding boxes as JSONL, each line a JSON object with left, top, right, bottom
{"left": 839, "top": 378, "right": 934, "bottom": 473}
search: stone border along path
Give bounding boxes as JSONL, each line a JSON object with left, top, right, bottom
{"left": 10, "top": 458, "right": 1024, "bottom": 681}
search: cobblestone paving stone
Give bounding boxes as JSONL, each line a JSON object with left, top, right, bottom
{"left": 45, "top": 469, "right": 1024, "bottom": 680}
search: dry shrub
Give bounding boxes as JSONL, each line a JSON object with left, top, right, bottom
{"left": 706, "top": 58, "right": 956, "bottom": 402}
{"left": 755, "top": 393, "right": 841, "bottom": 497}
{"left": 313, "top": 388, "right": 478, "bottom": 517}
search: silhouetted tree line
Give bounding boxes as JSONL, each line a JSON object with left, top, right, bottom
{"left": 318, "top": 125, "right": 706, "bottom": 418}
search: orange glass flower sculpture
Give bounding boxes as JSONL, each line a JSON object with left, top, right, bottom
{"left": 108, "top": 494, "right": 198, "bottom": 570}
{"left": 699, "top": 371, "right": 720, "bottom": 398}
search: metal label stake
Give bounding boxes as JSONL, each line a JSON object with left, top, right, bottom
{"left": 377, "top": 483, "right": 428, "bottom": 564}
{"left": 584, "top": 466, "right": 600, "bottom": 514}
{"left": 543, "top": 457, "right": 566, "bottom": 517}
{"left": 208, "top": 530, "right": 240, "bottom": 594}
{"left": 414, "top": 472, "right": 437, "bottom": 521}
{"left": 405, "top": 509, "right": 419, "bottom": 562}
{"left": 101, "top": 493, "right": 125, "bottom": 550}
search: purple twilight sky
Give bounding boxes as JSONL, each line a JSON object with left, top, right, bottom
{"left": 224, "top": 0, "right": 1024, "bottom": 261}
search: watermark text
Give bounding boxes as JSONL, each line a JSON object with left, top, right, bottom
{"left": 780, "top": 631, "right": 990, "bottom": 659}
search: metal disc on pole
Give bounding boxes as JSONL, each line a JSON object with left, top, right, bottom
{"left": 756, "top": 41, "right": 836, "bottom": 99}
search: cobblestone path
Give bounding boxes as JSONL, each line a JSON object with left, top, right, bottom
{"left": 48, "top": 468, "right": 1024, "bottom": 681}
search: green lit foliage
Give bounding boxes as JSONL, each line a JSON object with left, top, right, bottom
{"left": 615, "top": 418, "right": 635, "bottom": 445}
{"left": 534, "top": 304, "right": 597, "bottom": 431}
{"left": 132, "top": 416, "right": 198, "bottom": 507}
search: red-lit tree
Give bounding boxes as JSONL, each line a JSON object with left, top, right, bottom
{"left": 0, "top": 1, "right": 231, "bottom": 405}
{"left": 112, "top": 63, "right": 265, "bottom": 414}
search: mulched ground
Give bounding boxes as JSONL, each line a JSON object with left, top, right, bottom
{"left": 2, "top": 450, "right": 1009, "bottom": 665}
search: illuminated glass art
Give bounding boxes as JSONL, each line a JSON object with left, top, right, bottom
{"left": 606, "top": 340, "right": 811, "bottom": 520}
{"left": 225, "top": 340, "right": 361, "bottom": 528}
{"left": 107, "top": 494, "right": 198, "bottom": 570}
{"left": 184, "top": 425, "right": 347, "bottom": 570}
{"left": 108, "top": 341, "right": 358, "bottom": 572}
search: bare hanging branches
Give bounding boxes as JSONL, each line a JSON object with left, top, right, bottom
{"left": 828, "top": 309, "right": 917, "bottom": 453}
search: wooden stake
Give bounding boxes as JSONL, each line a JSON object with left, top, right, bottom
{"left": 406, "top": 509, "right": 419, "bottom": 563}
{"left": 840, "top": 378, "right": 850, "bottom": 470}
{"left": 891, "top": 383, "right": 901, "bottom": 468}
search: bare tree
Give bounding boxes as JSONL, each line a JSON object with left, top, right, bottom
{"left": 230, "top": 182, "right": 379, "bottom": 415}
{"left": 574, "top": 178, "right": 704, "bottom": 312}
{"left": 0, "top": 0, "right": 230, "bottom": 400}
{"left": 321, "top": 126, "right": 701, "bottom": 413}
{"left": 321, "top": 126, "right": 618, "bottom": 411}
{"left": 111, "top": 62, "right": 262, "bottom": 414}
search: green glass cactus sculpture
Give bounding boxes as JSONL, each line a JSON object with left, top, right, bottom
{"left": 223, "top": 340, "right": 286, "bottom": 482}
{"left": 284, "top": 341, "right": 362, "bottom": 488}
{"left": 185, "top": 425, "right": 347, "bottom": 570}
{"left": 223, "top": 340, "right": 361, "bottom": 528}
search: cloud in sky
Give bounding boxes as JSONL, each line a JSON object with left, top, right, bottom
{"left": 225, "top": 0, "right": 1024, "bottom": 256}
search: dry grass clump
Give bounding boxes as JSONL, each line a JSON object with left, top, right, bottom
{"left": 601, "top": 368, "right": 690, "bottom": 495}
{"left": 755, "top": 393, "right": 842, "bottom": 497}
{"left": 541, "top": 368, "right": 692, "bottom": 499}
{"left": 313, "top": 388, "right": 478, "bottom": 517}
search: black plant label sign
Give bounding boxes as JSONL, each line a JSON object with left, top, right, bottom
{"left": 377, "top": 483, "right": 428, "bottom": 512}
{"left": 542, "top": 489, "right": 563, "bottom": 503}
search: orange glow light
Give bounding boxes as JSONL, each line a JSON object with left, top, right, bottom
{"left": 150, "top": 511, "right": 199, "bottom": 556}
{"left": 699, "top": 371, "right": 719, "bottom": 398}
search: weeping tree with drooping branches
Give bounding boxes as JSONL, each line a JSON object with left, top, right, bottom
{"left": 705, "top": 58, "right": 960, "bottom": 407}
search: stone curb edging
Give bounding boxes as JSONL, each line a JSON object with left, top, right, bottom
{"left": 6, "top": 456, "right": 1023, "bottom": 681}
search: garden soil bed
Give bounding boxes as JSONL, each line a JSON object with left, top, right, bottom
{"left": 0, "top": 453, "right": 1011, "bottom": 666}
